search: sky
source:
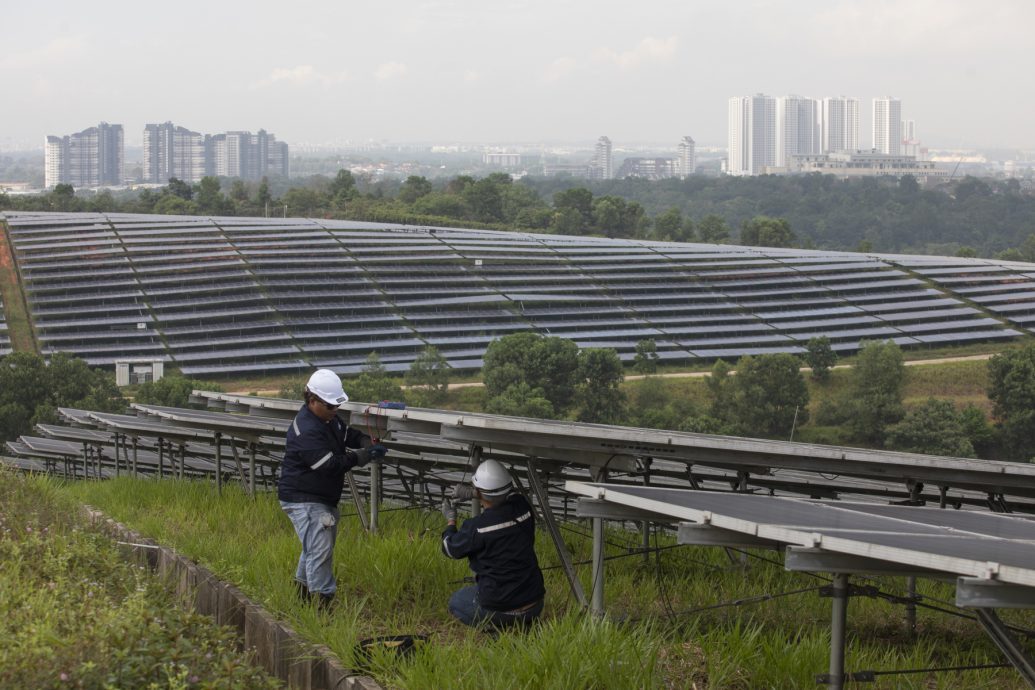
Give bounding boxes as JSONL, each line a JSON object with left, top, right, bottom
{"left": 2, "top": 0, "right": 1033, "bottom": 151}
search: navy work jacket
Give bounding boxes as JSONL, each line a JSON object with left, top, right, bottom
{"left": 441, "top": 493, "right": 546, "bottom": 611}
{"left": 277, "top": 404, "right": 369, "bottom": 507}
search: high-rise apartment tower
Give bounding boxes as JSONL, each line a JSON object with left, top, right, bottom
{"left": 728, "top": 94, "right": 776, "bottom": 176}
{"left": 873, "top": 97, "right": 902, "bottom": 155}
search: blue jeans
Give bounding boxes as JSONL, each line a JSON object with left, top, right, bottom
{"left": 280, "top": 501, "right": 340, "bottom": 596}
{"left": 448, "top": 585, "right": 544, "bottom": 630}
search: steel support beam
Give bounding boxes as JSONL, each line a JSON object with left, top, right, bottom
{"left": 828, "top": 573, "right": 849, "bottom": 690}
{"left": 370, "top": 462, "right": 381, "bottom": 533}
{"left": 214, "top": 432, "right": 222, "bottom": 495}
{"left": 785, "top": 547, "right": 939, "bottom": 578}
{"left": 469, "top": 444, "right": 483, "bottom": 517}
{"left": 678, "top": 523, "right": 779, "bottom": 550}
{"left": 527, "top": 458, "right": 588, "bottom": 609}
{"left": 591, "top": 468, "right": 607, "bottom": 618}
{"left": 575, "top": 498, "right": 675, "bottom": 523}
{"left": 975, "top": 608, "right": 1035, "bottom": 688}
{"left": 957, "top": 578, "right": 1035, "bottom": 609}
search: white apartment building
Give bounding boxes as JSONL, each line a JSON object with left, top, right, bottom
{"left": 44, "top": 122, "right": 124, "bottom": 188}
{"left": 143, "top": 122, "right": 205, "bottom": 184}
{"left": 593, "top": 136, "right": 613, "bottom": 180}
{"left": 728, "top": 94, "right": 776, "bottom": 176}
{"left": 678, "top": 136, "right": 696, "bottom": 177}
{"left": 776, "top": 96, "right": 820, "bottom": 167}
{"left": 873, "top": 97, "right": 902, "bottom": 155}
{"left": 821, "top": 96, "right": 859, "bottom": 153}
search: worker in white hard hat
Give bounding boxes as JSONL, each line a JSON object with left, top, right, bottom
{"left": 278, "top": 369, "right": 387, "bottom": 610}
{"left": 440, "top": 458, "right": 545, "bottom": 629}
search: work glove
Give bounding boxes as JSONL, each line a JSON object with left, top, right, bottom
{"left": 352, "top": 444, "right": 387, "bottom": 467}
{"left": 441, "top": 498, "right": 457, "bottom": 523}
{"left": 450, "top": 484, "right": 476, "bottom": 501}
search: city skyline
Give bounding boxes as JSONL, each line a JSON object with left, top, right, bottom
{"left": 1, "top": 1, "right": 1032, "bottom": 152}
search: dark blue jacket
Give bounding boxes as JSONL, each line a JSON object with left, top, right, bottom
{"left": 441, "top": 493, "right": 545, "bottom": 611}
{"left": 277, "top": 405, "right": 370, "bottom": 506}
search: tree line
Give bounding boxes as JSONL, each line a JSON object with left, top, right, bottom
{"left": 3, "top": 171, "right": 1034, "bottom": 258}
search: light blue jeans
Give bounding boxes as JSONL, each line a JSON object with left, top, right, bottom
{"left": 280, "top": 501, "right": 340, "bottom": 596}
{"left": 448, "top": 585, "right": 544, "bottom": 630}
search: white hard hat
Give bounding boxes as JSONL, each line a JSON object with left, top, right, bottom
{"left": 472, "top": 459, "right": 512, "bottom": 497}
{"left": 306, "top": 369, "right": 349, "bottom": 405}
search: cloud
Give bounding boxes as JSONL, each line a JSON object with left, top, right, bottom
{"left": 249, "top": 65, "right": 349, "bottom": 90}
{"left": 0, "top": 36, "right": 87, "bottom": 70}
{"left": 593, "top": 36, "right": 678, "bottom": 72}
{"left": 543, "top": 56, "right": 577, "bottom": 83}
{"left": 463, "top": 69, "right": 481, "bottom": 83}
{"left": 375, "top": 62, "right": 408, "bottom": 81}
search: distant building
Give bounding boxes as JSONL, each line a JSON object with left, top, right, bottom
{"left": 785, "top": 149, "right": 945, "bottom": 181}
{"left": 776, "top": 96, "right": 820, "bottom": 167}
{"left": 44, "top": 122, "right": 124, "bottom": 188}
{"left": 617, "top": 157, "right": 678, "bottom": 180}
{"left": 677, "top": 136, "right": 696, "bottom": 177}
{"left": 873, "top": 97, "right": 902, "bottom": 155}
{"left": 542, "top": 163, "right": 592, "bottom": 178}
{"left": 204, "top": 129, "right": 288, "bottom": 181}
{"left": 482, "top": 151, "right": 522, "bottom": 168}
{"left": 821, "top": 96, "right": 859, "bottom": 153}
{"left": 592, "top": 136, "right": 613, "bottom": 180}
{"left": 143, "top": 122, "right": 205, "bottom": 184}
{"left": 728, "top": 94, "right": 776, "bottom": 176}
{"left": 901, "top": 119, "right": 923, "bottom": 159}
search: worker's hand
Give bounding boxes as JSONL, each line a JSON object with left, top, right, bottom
{"left": 367, "top": 444, "right": 388, "bottom": 462}
{"left": 441, "top": 498, "right": 457, "bottom": 523}
{"left": 450, "top": 484, "right": 476, "bottom": 501}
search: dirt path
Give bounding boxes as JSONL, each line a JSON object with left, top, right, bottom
{"left": 0, "top": 220, "right": 35, "bottom": 352}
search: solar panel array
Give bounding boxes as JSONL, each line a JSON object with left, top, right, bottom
{"left": 0, "top": 297, "right": 11, "bottom": 357}
{"left": 1, "top": 211, "right": 1028, "bottom": 376}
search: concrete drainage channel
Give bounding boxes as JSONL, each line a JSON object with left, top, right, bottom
{"left": 82, "top": 506, "right": 382, "bottom": 690}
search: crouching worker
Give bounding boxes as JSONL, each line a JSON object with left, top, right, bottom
{"left": 278, "top": 369, "right": 387, "bottom": 610}
{"left": 440, "top": 459, "right": 545, "bottom": 630}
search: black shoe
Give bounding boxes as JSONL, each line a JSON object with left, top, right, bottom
{"left": 294, "top": 580, "right": 310, "bottom": 603}
{"left": 317, "top": 592, "right": 335, "bottom": 612}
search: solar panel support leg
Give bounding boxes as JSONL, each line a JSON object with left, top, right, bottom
{"left": 905, "top": 576, "right": 917, "bottom": 635}
{"left": 228, "top": 440, "right": 247, "bottom": 491}
{"left": 158, "top": 439, "right": 164, "bottom": 479}
{"left": 113, "top": 433, "right": 120, "bottom": 478}
{"left": 370, "top": 462, "right": 380, "bottom": 534}
{"left": 469, "top": 445, "right": 483, "bottom": 517}
{"left": 975, "top": 608, "right": 1035, "bottom": 688}
{"left": 347, "top": 472, "right": 370, "bottom": 531}
{"left": 642, "top": 458, "right": 652, "bottom": 566}
{"left": 591, "top": 468, "right": 608, "bottom": 618}
{"left": 214, "top": 432, "right": 222, "bottom": 496}
{"left": 179, "top": 443, "right": 186, "bottom": 480}
{"left": 131, "top": 437, "right": 138, "bottom": 477}
{"left": 828, "top": 573, "right": 849, "bottom": 690}
{"left": 248, "top": 443, "right": 256, "bottom": 497}
{"left": 527, "top": 458, "right": 588, "bottom": 610}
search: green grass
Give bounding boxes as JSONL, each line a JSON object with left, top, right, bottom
{"left": 0, "top": 470, "right": 280, "bottom": 689}
{"left": 59, "top": 476, "right": 1035, "bottom": 689}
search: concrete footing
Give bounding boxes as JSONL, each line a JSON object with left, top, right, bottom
{"left": 83, "top": 506, "right": 381, "bottom": 690}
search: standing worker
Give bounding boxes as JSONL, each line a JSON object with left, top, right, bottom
{"left": 278, "top": 369, "right": 387, "bottom": 610}
{"left": 440, "top": 459, "right": 545, "bottom": 630}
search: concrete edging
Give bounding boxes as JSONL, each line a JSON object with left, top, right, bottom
{"left": 82, "top": 505, "right": 382, "bottom": 690}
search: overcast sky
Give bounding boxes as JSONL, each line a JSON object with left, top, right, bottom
{"left": 2, "top": 0, "right": 1032, "bottom": 151}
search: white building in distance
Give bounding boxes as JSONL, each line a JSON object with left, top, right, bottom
{"left": 821, "top": 96, "right": 859, "bottom": 153}
{"left": 728, "top": 94, "right": 776, "bottom": 176}
{"left": 592, "top": 136, "right": 613, "bottom": 180}
{"left": 143, "top": 122, "right": 205, "bottom": 184}
{"left": 776, "top": 96, "right": 820, "bottom": 167}
{"left": 678, "top": 136, "right": 696, "bottom": 177}
{"left": 45, "top": 122, "right": 124, "bottom": 188}
{"left": 873, "top": 97, "right": 902, "bottom": 155}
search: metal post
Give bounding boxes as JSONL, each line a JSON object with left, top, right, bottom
{"left": 641, "top": 457, "right": 652, "bottom": 565}
{"left": 975, "top": 608, "right": 1035, "bottom": 687}
{"left": 905, "top": 576, "right": 917, "bottom": 635}
{"left": 347, "top": 472, "right": 370, "bottom": 530}
{"left": 131, "top": 437, "right": 138, "bottom": 476}
{"left": 158, "top": 439, "right": 164, "bottom": 479}
{"left": 113, "top": 433, "right": 120, "bottom": 478}
{"left": 370, "top": 461, "right": 381, "bottom": 534}
{"left": 827, "top": 574, "right": 849, "bottom": 690}
{"left": 214, "top": 432, "right": 222, "bottom": 496}
{"left": 592, "top": 507, "right": 606, "bottom": 617}
{"left": 526, "top": 458, "right": 588, "bottom": 608}
{"left": 179, "top": 443, "right": 186, "bottom": 480}
{"left": 81, "top": 442, "right": 88, "bottom": 480}
{"left": 469, "top": 445, "right": 483, "bottom": 517}
{"left": 248, "top": 442, "right": 256, "bottom": 496}
{"left": 939, "top": 485, "right": 948, "bottom": 509}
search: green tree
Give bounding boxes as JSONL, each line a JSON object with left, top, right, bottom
{"left": 706, "top": 358, "right": 735, "bottom": 422}
{"left": 804, "top": 336, "right": 837, "bottom": 382}
{"left": 574, "top": 348, "right": 627, "bottom": 424}
{"left": 398, "top": 176, "right": 433, "bottom": 204}
{"left": 135, "top": 376, "right": 221, "bottom": 408}
{"left": 256, "top": 177, "right": 272, "bottom": 209}
{"left": 463, "top": 177, "right": 505, "bottom": 223}
{"left": 0, "top": 352, "right": 125, "bottom": 441}
{"left": 281, "top": 187, "right": 324, "bottom": 217}
{"left": 405, "top": 346, "right": 451, "bottom": 407}
{"left": 725, "top": 353, "right": 809, "bottom": 438}
{"left": 166, "top": 177, "right": 193, "bottom": 200}
{"left": 152, "top": 194, "right": 195, "bottom": 215}
{"left": 483, "top": 333, "right": 579, "bottom": 416}
{"left": 553, "top": 188, "right": 594, "bottom": 227}
{"left": 845, "top": 340, "right": 906, "bottom": 446}
{"left": 697, "top": 214, "right": 730, "bottom": 243}
{"left": 987, "top": 345, "right": 1035, "bottom": 460}
{"left": 346, "top": 353, "right": 403, "bottom": 404}
{"left": 195, "top": 176, "right": 228, "bottom": 215}
{"left": 885, "top": 398, "right": 975, "bottom": 458}
{"left": 484, "top": 382, "right": 555, "bottom": 419}
{"left": 740, "top": 216, "right": 796, "bottom": 247}
{"left": 50, "top": 183, "right": 79, "bottom": 212}
{"left": 633, "top": 338, "right": 660, "bottom": 375}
